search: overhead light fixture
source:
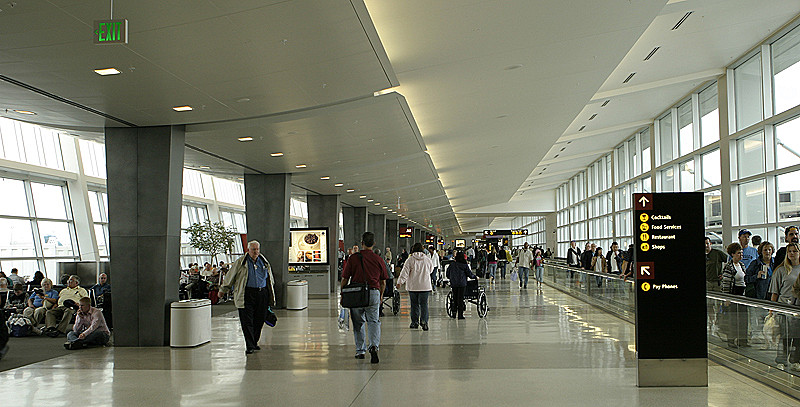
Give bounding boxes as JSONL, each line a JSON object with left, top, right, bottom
{"left": 504, "top": 64, "right": 523, "bottom": 70}
{"left": 200, "top": 166, "right": 210, "bottom": 169}
{"left": 589, "top": 114, "right": 597, "bottom": 121}
{"left": 579, "top": 125, "right": 586, "bottom": 131}
{"left": 12, "top": 110, "right": 36, "bottom": 115}
{"left": 359, "top": 195, "right": 367, "bottom": 199}
{"left": 644, "top": 47, "right": 660, "bottom": 61}
{"left": 367, "top": 199, "right": 374, "bottom": 202}
{"left": 373, "top": 86, "right": 400, "bottom": 97}
{"left": 320, "top": 176, "right": 330, "bottom": 180}
{"left": 238, "top": 137, "right": 253, "bottom": 142}
{"left": 672, "top": 12, "right": 692, "bottom": 30}
{"left": 623, "top": 72, "right": 636, "bottom": 84}
{"left": 94, "top": 67, "right": 121, "bottom": 76}
{"left": 270, "top": 152, "right": 284, "bottom": 157}
{"left": 346, "top": 189, "right": 355, "bottom": 192}
{"left": 172, "top": 105, "right": 193, "bottom": 112}
{"left": 382, "top": 206, "right": 388, "bottom": 209}
{"left": 601, "top": 100, "right": 610, "bottom": 107}
{"left": 374, "top": 203, "right": 380, "bottom": 206}
{"left": 334, "top": 183, "right": 344, "bottom": 187}
{"left": 295, "top": 164, "right": 307, "bottom": 168}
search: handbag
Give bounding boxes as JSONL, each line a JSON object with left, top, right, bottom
{"left": 510, "top": 269, "right": 518, "bottom": 282}
{"left": 341, "top": 253, "right": 371, "bottom": 308}
{"left": 265, "top": 307, "right": 277, "bottom": 327}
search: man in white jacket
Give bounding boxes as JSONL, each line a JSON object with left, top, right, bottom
{"left": 397, "top": 243, "right": 434, "bottom": 330}
{"left": 427, "top": 245, "right": 441, "bottom": 292}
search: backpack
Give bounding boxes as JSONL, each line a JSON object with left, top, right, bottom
{"left": 7, "top": 314, "right": 32, "bottom": 337}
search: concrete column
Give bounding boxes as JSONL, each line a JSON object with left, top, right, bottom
{"left": 368, "top": 214, "right": 386, "bottom": 252}
{"left": 307, "top": 194, "right": 340, "bottom": 293}
{"left": 244, "top": 173, "right": 291, "bottom": 308}
{"left": 545, "top": 212, "right": 557, "bottom": 255}
{"left": 106, "top": 125, "right": 184, "bottom": 347}
{"left": 342, "top": 206, "right": 368, "bottom": 248}
{"left": 386, "top": 219, "right": 398, "bottom": 264}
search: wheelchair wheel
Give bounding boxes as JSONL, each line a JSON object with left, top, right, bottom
{"left": 446, "top": 291, "right": 456, "bottom": 318}
{"left": 477, "top": 292, "right": 488, "bottom": 318}
{"left": 392, "top": 290, "right": 400, "bottom": 315}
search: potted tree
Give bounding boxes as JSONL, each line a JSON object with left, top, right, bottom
{"left": 185, "top": 220, "right": 238, "bottom": 266}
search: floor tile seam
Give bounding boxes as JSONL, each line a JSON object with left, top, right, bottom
{"left": 708, "top": 366, "right": 799, "bottom": 403}
{"left": 348, "top": 370, "right": 379, "bottom": 407}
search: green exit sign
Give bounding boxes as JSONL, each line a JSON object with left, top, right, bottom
{"left": 93, "top": 19, "right": 128, "bottom": 44}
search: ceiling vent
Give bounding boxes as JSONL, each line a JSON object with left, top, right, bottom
{"left": 579, "top": 125, "right": 586, "bottom": 131}
{"left": 601, "top": 100, "right": 610, "bottom": 107}
{"left": 589, "top": 114, "right": 597, "bottom": 120}
{"left": 644, "top": 47, "right": 660, "bottom": 61}
{"left": 623, "top": 72, "right": 636, "bottom": 84}
{"left": 672, "top": 12, "right": 692, "bottom": 30}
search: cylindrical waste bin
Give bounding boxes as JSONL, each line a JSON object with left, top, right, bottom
{"left": 287, "top": 280, "right": 308, "bottom": 310}
{"left": 170, "top": 299, "right": 211, "bottom": 347}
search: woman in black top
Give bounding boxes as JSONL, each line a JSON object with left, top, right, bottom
{"left": 448, "top": 251, "right": 476, "bottom": 319}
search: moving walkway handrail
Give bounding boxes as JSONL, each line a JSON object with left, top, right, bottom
{"left": 545, "top": 259, "right": 800, "bottom": 315}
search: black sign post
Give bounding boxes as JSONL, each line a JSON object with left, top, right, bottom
{"left": 633, "top": 192, "right": 707, "bottom": 387}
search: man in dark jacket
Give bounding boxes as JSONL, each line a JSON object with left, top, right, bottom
{"left": 774, "top": 226, "right": 799, "bottom": 268}
{"left": 448, "top": 251, "right": 476, "bottom": 319}
{"left": 581, "top": 243, "right": 594, "bottom": 270}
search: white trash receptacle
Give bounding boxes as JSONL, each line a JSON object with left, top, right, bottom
{"left": 170, "top": 299, "right": 211, "bottom": 347}
{"left": 287, "top": 280, "right": 308, "bottom": 310}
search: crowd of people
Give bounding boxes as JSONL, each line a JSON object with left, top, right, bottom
{"left": 1, "top": 270, "right": 112, "bottom": 360}
{"left": 181, "top": 261, "right": 229, "bottom": 303}
{"left": 706, "top": 227, "right": 800, "bottom": 370}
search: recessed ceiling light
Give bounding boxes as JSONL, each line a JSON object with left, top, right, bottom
{"left": 367, "top": 199, "right": 374, "bottom": 202}
{"left": 320, "top": 176, "right": 330, "bottom": 180}
{"left": 200, "top": 166, "right": 210, "bottom": 169}
{"left": 236, "top": 97, "right": 251, "bottom": 103}
{"left": 359, "top": 195, "right": 367, "bottom": 199}
{"left": 94, "top": 67, "right": 121, "bottom": 76}
{"left": 374, "top": 203, "right": 380, "bottom": 206}
{"left": 346, "top": 189, "right": 355, "bottom": 192}
{"left": 296, "top": 164, "right": 307, "bottom": 168}
{"left": 172, "top": 105, "right": 193, "bottom": 112}
{"left": 270, "top": 152, "right": 284, "bottom": 157}
{"left": 382, "top": 206, "right": 388, "bottom": 209}
{"left": 504, "top": 64, "right": 523, "bottom": 70}
{"left": 12, "top": 110, "right": 36, "bottom": 115}
{"left": 238, "top": 137, "right": 253, "bottom": 142}
{"left": 334, "top": 183, "right": 344, "bottom": 187}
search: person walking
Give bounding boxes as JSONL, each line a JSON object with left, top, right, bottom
{"left": 721, "top": 242, "right": 748, "bottom": 348}
{"left": 219, "top": 240, "right": 276, "bottom": 355}
{"left": 516, "top": 243, "right": 533, "bottom": 289}
{"left": 341, "top": 232, "right": 389, "bottom": 363}
{"left": 486, "top": 247, "right": 498, "bottom": 284}
{"left": 448, "top": 251, "right": 476, "bottom": 319}
{"left": 427, "top": 245, "right": 441, "bottom": 291}
{"left": 533, "top": 247, "right": 545, "bottom": 289}
{"left": 396, "top": 243, "right": 433, "bottom": 330}
{"left": 770, "top": 242, "right": 800, "bottom": 370}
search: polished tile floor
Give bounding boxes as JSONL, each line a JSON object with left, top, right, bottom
{"left": 1, "top": 280, "right": 797, "bottom": 406}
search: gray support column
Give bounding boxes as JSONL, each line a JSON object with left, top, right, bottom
{"left": 342, "top": 206, "right": 368, "bottom": 248}
{"left": 386, "top": 219, "right": 398, "bottom": 263}
{"left": 368, "top": 214, "right": 386, "bottom": 252}
{"left": 106, "top": 125, "right": 184, "bottom": 347}
{"left": 245, "top": 174, "right": 291, "bottom": 308}
{"left": 307, "top": 194, "right": 340, "bottom": 293}
{"left": 718, "top": 74, "right": 733, "bottom": 243}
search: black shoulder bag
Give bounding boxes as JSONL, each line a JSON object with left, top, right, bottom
{"left": 341, "top": 253, "right": 371, "bottom": 308}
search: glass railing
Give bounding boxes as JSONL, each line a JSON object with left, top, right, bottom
{"left": 544, "top": 259, "right": 800, "bottom": 398}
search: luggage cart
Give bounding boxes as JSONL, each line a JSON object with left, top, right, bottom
{"left": 381, "top": 280, "right": 401, "bottom": 315}
{"left": 446, "top": 278, "right": 488, "bottom": 318}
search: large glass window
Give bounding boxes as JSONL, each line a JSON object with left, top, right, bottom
{"left": 734, "top": 54, "right": 764, "bottom": 131}
{"left": 678, "top": 101, "right": 694, "bottom": 156}
{"left": 658, "top": 113, "right": 674, "bottom": 165}
{"left": 777, "top": 170, "right": 800, "bottom": 221}
{"left": 739, "top": 179, "right": 767, "bottom": 225}
{"left": 79, "top": 139, "right": 107, "bottom": 178}
{"left": 775, "top": 115, "right": 800, "bottom": 169}
{"left": 659, "top": 167, "right": 675, "bottom": 192}
{"left": 679, "top": 160, "right": 695, "bottom": 192}
{"left": 641, "top": 130, "right": 651, "bottom": 173}
{"left": 705, "top": 190, "right": 722, "bottom": 228}
{"left": 700, "top": 85, "right": 720, "bottom": 147}
{"left": 701, "top": 150, "right": 721, "bottom": 188}
{"left": 772, "top": 26, "right": 800, "bottom": 115}
{"left": 31, "top": 183, "right": 69, "bottom": 219}
{"left": 736, "top": 131, "right": 765, "bottom": 179}
{"left": 0, "top": 118, "right": 64, "bottom": 170}
{"left": 0, "top": 178, "right": 30, "bottom": 217}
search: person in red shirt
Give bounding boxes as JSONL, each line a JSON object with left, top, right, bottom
{"left": 341, "top": 232, "right": 389, "bottom": 363}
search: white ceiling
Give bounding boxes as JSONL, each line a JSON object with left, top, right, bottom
{"left": 2, "top": 0, "right": 800, "bottom": 235}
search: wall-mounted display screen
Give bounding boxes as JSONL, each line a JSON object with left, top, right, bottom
{"left": 289, "top": 228, "right": 329, "bottom": 265}
{"left": 399, "top": 227, "right": 413, "bottom": 238}
{"left": 455, "top": 239, "right": 466, "bottom": 248}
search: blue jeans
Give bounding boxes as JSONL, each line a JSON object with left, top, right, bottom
{"left": 67, "top": 330, "right": 109, "bottom": 347}
{"left": 487, "top": 263, "right": 497, "bottom": 279}
{"left": 430, "top": 267, "right": 438, "bottom": 288}
{"left": 498, "top": 262, "right": 506, "bottom": 279}
{"left": 535, "top": 266, "right": 544, "bottom": 283}
{"left": 518, "top": 267, "right": 530, "bottom": 287}
{"left": 408, "top": 291, "right": 430, "bottom": 324}
{"left": 350, "top": 289, "right": 381, "bottom": 354}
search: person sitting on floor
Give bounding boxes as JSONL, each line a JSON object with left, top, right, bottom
{"left": 23, "top": 278, "right": 58, "bottom": 326}
{"left": 64, "top": 297, "right": 110, "bottom": 350}
{"left": 3, "top": 284, "right": 27, "bottom": 319}
{"left": 44, "top": 275, "right": 88, "bottom": 337}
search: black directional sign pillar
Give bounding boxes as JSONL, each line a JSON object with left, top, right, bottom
{"left": 633, "top": 192, "right": 708, "bottom": 387}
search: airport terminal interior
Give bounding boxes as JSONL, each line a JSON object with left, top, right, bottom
{"left": 3, "top": 0, "right": 800, "bottom": 405}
